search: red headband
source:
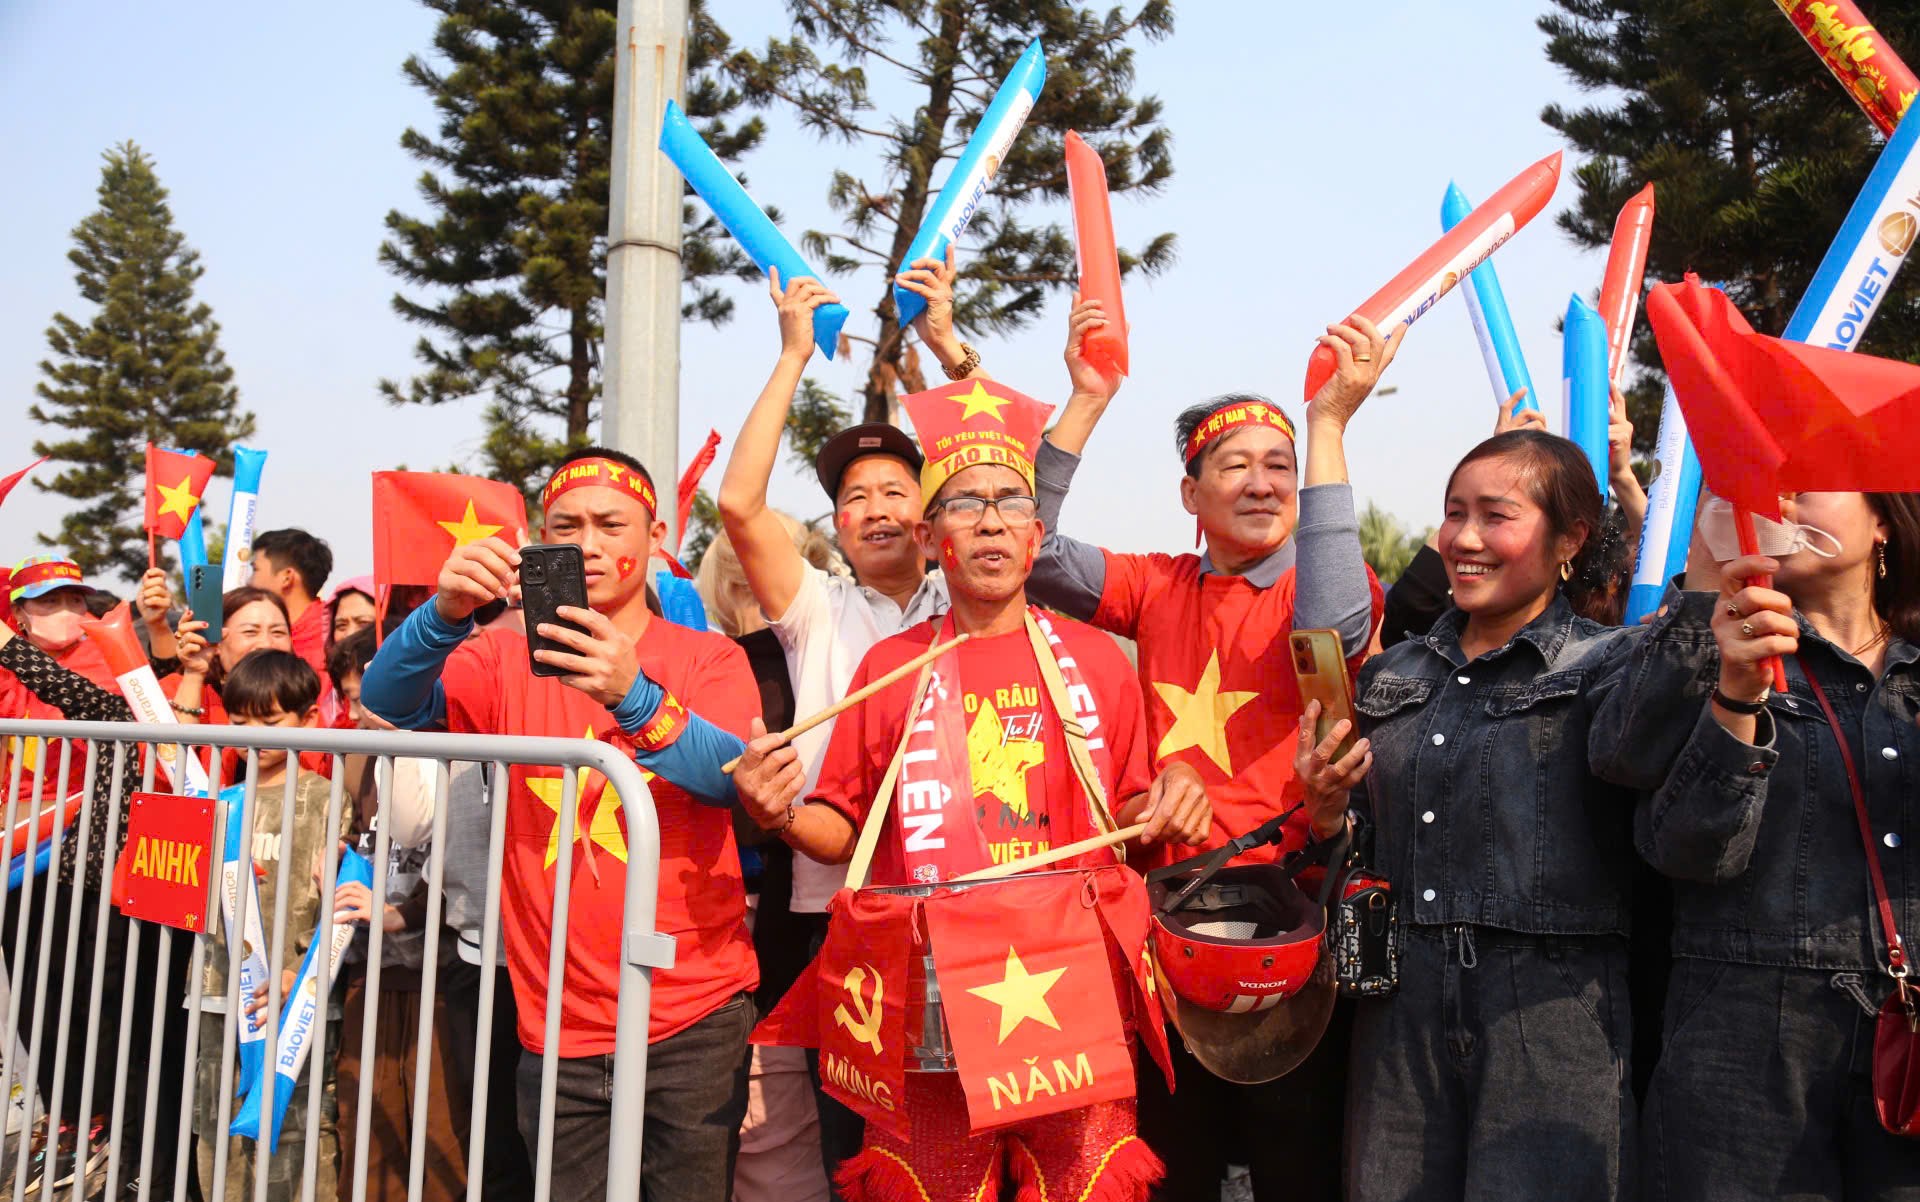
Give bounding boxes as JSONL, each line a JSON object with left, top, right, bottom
{"left": 1183, "top": 401, "right": 1297, "bottom": 465}
{"left": 541, "top": 457, "right": 658, "bottom": 516}
{"left": 11, "top": 560, "right": 83, "bottom": 593}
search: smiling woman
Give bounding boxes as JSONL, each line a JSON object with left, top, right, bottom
{"left": 1331, "top": 428, "right": 1647, "bottom": 1201}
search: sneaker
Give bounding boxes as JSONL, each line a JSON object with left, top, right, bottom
{"left": 23, "top": 1116, "right": 106, "bottom": 1195}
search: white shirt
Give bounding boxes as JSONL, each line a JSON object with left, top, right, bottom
{"left": 771, "top": 565, "right": 948, "bottom": 911}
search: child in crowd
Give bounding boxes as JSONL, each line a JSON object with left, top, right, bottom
{"left": 192, "top": 650, "right": 358, "bottom": 1202}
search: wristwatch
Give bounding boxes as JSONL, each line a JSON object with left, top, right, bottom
{"left": 1711, "top": 688, "right": 1768, "bottom": 715}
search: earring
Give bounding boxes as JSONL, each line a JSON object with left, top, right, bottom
{"left": 1560, "top": 561, "right": 1572, "bottom": 582}
{"left": 1878, "top": 541, "right": 1889, "bottom": 580}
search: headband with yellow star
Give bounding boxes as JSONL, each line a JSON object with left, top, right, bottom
{"left": 901, "top": 379, "right": 1055, "bottom": 504}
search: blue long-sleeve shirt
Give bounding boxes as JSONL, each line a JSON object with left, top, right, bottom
{"left": 362, "top": 602, "right": 746, "bottom": 806}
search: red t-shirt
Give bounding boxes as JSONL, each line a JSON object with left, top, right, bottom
{"left": 439, "top": 619, "right": 759, "bottom": 1053}
{"left": 811, "top": 616, "right": 1152, "bottom": 887}
{"left": 1093, "top": 552, "right": 1382, "bottom": 868}
{"left": 289, "top": 600, "right": 331, "bottom": 712}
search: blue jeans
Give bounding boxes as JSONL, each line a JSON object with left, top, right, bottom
{"left": 1346, "top": 925, "right": 1635, "bottom": 1201}
{"left": 514, "top": 993, "right": 752, "bottom": 1202}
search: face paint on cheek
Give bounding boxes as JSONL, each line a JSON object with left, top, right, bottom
{"left": 616, "top": 556, "right": 638, "bottom": 580}
{"left": 940, "top": 538, "right": 958, "bottom": 567}
{"left": 836, "top": 511, "right": 851, "bottom": 530}
{"left": 1023, "top": 541, "right": 1036, "bottom": 571}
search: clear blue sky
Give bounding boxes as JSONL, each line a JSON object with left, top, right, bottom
{"left": 0, "top": 0, "right": 1612, "bottom": 587}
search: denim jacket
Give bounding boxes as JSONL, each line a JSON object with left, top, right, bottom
{"left": 1354, "top": 595, "right": 1640, "bottom": 936}
{"left": 1594, "top": 588, "right": 1920, "bottom": 971}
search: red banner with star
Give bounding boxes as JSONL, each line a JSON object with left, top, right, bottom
{"left": 923, "top": 871, "right": 1135, "bottom": 1133}
{"left": 143, "top": 445, "right": 216, "bottom": 542}
{"left": 371, "top": 471, "right": 530, "bottom": 590}
{"left": 113, "top": 791, "right": 215, "bottom": 931}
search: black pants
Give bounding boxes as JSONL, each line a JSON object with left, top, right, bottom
{"left": 513, "top": 993, "right": 752, "bottom": 1202}
{"left": 1346, "top": 925, "right": 1635, "bottom": 1202}
{"left": 1134, "top": 997, "right": 1354, "bottom": 1201}
{"left": 1643, "top": 958, "right": 1920, "bottom": 1201}
{"left": 0, "top": 881, "right": 192, "bottom": 1189}
{"left": 439, "top": 960, "right": 535, "bottom": 1201}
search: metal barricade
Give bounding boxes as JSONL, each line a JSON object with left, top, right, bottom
{"left": 0, "top": 719, "right": 670, "bottom": 1202}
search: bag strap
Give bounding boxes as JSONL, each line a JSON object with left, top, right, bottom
{"left": 1797, "top": 655, "right": 1908, "bottom": 981}
{"left": 843, "top": 658, "right": 939, "bottom": 893}
{"left": 1024, "top": 612, "right": 1122, "bottom": 842}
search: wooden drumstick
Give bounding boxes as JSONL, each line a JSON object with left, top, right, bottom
{"left": 720, "top": 633, "right": 970, "bottom": 774}
{"left": 950, "top": 823, "right": 1150, "bottom": 882}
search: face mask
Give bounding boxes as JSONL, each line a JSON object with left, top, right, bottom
{"left": 1699, "top": 496, "right": 1842, "bottom": 562}
{"left": 26, "top": 609, "right": 86, "bottom": 654}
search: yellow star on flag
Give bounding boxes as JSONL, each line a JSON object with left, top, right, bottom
{"left": 155, "top": 475, "right": 201, "bottom": 523}
{"left": 438, "top": 500, "right": 504, "bottom": 548}
{"left": 950, "top": 381, "right": 1011, "bottom": 422}
{"left": 966, "top": 946, "right": 1067, "bottom": 1043}
{"left": 525, "top": 728, "right": 629, "bottom": 869}
{"left": 966, "top": 699, "right": 1046, "bottom": 821}
{"left": 1152, "top": 651, "right": 1258, "bottom": 775}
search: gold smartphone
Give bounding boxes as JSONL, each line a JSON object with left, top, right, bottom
{"left": 1290, "top": 629, "right": 1358, "bottom": 762}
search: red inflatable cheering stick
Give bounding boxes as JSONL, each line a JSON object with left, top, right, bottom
{"left": 1065, "top": 131, "right": 1128, "bottom": 379}
{"left": 1597, "top": 184, "right": 1656, "bottom": 386}
{"left": 1304, "top": 152, "right": 1560, "bottom": 401}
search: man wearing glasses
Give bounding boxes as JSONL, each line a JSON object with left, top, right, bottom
{"left": 732, "top": 376, "right": 1209, "bottom": 1198}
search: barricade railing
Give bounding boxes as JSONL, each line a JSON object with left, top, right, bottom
{"left": 0, "top": 719, "right": 668, "bottom": 1202}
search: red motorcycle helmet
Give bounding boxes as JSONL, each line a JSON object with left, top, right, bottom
{"left": 1147, "top": 825, "right": 1343, "bottom": 1084}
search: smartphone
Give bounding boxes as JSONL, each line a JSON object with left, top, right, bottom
{"left": 520, "top": 543, "right": 590, "bottom": 679}
{"left": 188, "top": 564, "right": 225, "bottom": 645}
{"left": 1290, "top": 629, "right": 1358, "bottom": 761}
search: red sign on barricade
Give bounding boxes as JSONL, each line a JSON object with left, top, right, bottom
{"left": 114, "top": 791, "right": 215, "bottom": 932}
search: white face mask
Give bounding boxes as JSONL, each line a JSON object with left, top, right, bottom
{"left": 25, "top": 609, "right": 86, "bottom": 655}
{"left": 1699, "top": 496, "right": 1842, "bottom": 562}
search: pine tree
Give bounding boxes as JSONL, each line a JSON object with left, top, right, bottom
{"left": 30, "top": 141, "right": 255, "bottom": 581}
{"left": 381, "top": 0, "right": 765, "bottom": 496}
{"left": 1541, "top": 0, "right": 1920, "bottom": 450}
{"left": 727, "top": 0, "right": 1177, "bottom": 423}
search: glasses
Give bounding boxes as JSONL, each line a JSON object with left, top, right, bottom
{"left": 934, "top": 495, "right": 1040, "bottom": 527}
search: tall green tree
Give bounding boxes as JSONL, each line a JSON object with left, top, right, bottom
{"left": 1541, "top": 0, "right": 1920, "bottom": 451}
{"left": 382, "top": 0, "right": 764, "bottom": 496}
{"left": 31, "top": 141, "right": 254, "bottom": 581}
{"left": 727, "top": 0, "right": 1178, "bottom": 423}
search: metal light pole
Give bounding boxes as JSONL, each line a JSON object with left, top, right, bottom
{"left": 603, "top": 0, "right": 688, "bottom": 549}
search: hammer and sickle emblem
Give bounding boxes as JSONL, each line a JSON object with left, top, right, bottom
{"left": 832, "top": 964, "right": 885, "bottom": 1055}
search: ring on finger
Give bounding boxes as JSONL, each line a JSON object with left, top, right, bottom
{"left": 1354, "top": 353, "right": 1373, "bottom": 363}
{"left": 1741, "top": 622, "right": 1755, "bottom": 638}
{"left": 1726, "top": 602, "right": 1741, "bottom": 618}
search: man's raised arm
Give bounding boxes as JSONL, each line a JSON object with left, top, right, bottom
{"left": 717, "top": 271, "right": 843, "bottom": 622}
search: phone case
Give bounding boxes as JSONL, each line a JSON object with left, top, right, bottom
{"left": 520, "top": 544, "right": 590, "bottom": 679}
{"left": 1289, "top": 629, "right": 1358, "bottom": 761}
{"left": 188, "top": 565, "right": 225, "bottom": 645}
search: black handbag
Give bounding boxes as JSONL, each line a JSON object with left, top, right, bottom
{"left": 1332, "top": 867, "right": 1398, "bottom": 998}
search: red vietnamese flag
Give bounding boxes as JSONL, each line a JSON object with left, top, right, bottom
{"left": 371, "top": 472, "right": 530, "bottom": 589}
{"left": 1645, "top": 275, "right": 1920, "bottom": 516}
{"left": 143, "top": 445, "right": 216, "bottom": 541}
{"left": 1089, "top": 865, "right": 1174, "bottom": 1091}
{"left": 807, "top": 888, "right": 913, "bottom": 1138}
{"left": 924, "top": 872, "right": 1135, "bottom": 1133}
{"left": 0, "top": 457, "right": 47, "bottom": 631}
{"left": 674, "top": 430, "right": 722, "bottom": 557}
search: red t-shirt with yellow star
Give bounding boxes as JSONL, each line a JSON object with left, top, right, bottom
{"left": 438, "top": 619, "right": 758, "bottom": 1053}
{"left": 809, "top": 617, "right": 1153, "bottom": 886}
{"left": 1093, "top": 552, "right": 1382, "bottom": 869}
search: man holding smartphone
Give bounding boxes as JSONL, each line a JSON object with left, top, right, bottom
{"left": 906, "top": 294, "right": 1399, "bottom": 1201}
{"left": 362, "top": 447, "right": 761, "bottom": 1202}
